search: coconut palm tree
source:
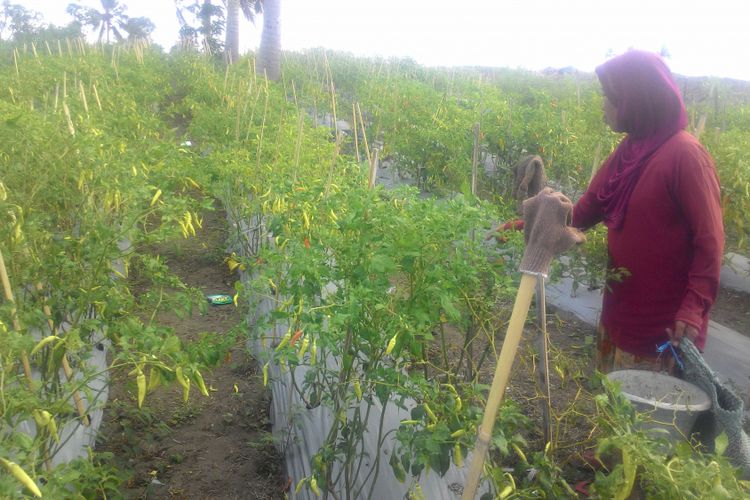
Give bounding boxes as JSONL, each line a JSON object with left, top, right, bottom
{"left": 224, "top": 0, "right": 262, "bottom": 64}
{"left": 175, "top": 0, "right": 225, "bottom": 54}
{"left": 256, "top": 0, "right": 280, "bottom": 80}
{"left": 66, "top": 0, "right": 128, "bottom": 44}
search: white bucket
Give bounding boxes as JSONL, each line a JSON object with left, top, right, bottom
{"left": 607, "top": 370, "right": 711, "bottom": 442}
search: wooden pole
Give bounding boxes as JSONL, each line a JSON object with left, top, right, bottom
{"left": 36, "top": 283, "right": 90, "bottom": 426}
{"left": 356, "top": 103, "right": 371, "bottom": 169}
{"left": 293, "top": 112, "right": 304, "bottom": 185}
{"left": 535, "top": 276, "right": 553, "bottom": 446}
{"left": 0, "top": 250, "right": 34, "bottom": 389}
{"left": 369, "top": 148, "right": 380, "bottom": 189}
{"left": 462, "top": 272, "right": 537, "bottom": 500}
{"left": 471, "top": 123, "right": 480, "bottom": 196}
{"left": 352, "top": 102, "right": 361, "bottom": 164}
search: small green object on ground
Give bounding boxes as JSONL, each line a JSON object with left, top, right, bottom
{"left": 206, "top": 294, "right": 233, "bottom": 306}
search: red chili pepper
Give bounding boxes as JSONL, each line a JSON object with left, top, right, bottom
{"left": 289, "top": 330, "right": 303, "bottom": 347}
{"left": 500, "top": 220, "right": 525, "bottom": 231}
{"left": 304, "top": 237, "right": 311, "bottom": 249}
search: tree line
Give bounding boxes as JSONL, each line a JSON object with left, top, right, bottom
{"left": 0, "top": 0, "right": 281, "bottom": 79}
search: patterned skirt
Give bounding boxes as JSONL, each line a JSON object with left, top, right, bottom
{"left": 596, "top": 324, "right": 679, "bottom": 376}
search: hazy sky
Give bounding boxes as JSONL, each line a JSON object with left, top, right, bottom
{"left": 12, "top": 0, "right": 750, "bottom": 81}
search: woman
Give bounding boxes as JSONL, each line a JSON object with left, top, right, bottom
{"left": 572, "top": 50, "right": 724, "bottom": 373}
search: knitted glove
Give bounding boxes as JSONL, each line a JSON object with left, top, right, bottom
{"left": 520, "top": 188, "right": 585, "bottom": 275}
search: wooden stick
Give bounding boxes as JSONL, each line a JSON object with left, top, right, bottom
{"left": 12, "top": 49, "right": 19, "bottom": 79}
{"left": 63, "top": 102, "right": 76, "bottom": 136}
{"left": 356, "top": 103, "right": 372, "bottom": 168}
{"left": 535, "top": 276, "right": 553, "bottom": 446}
{"left": 471, "top": 123, "right": 480, "bottom": 196}
{"left": 79, "top": 80, "right": 89, "bottom": 118}
{"left": 0, "top": 250, "right": 34, "bottom": 390}
{"left": 369, "top": 148, "right": 380, "bottom": 189}
{"left": 35, "top": 283, "right": 90, "bottom": 426}
{"left": 92, "top": 84, "right": 102, "bottom": 111}
{"left": 462, "top": 272, "right": 537, "bottom": 500}
{"left": 293, "top": 112, "right": 304, "bottom": 185}
{"left": 352, "top": 102, "right": 361, "bottom": 164}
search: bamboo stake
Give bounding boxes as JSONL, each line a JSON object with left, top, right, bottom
{"left": 290, "top": 80, "right": 299, "bottom": 110}
{"left": 322, "top": 50, "right": 339, "bottom": 141}
{"left": 79, "top": 81, "right": 89, "bottom": 118}
{"left": 462, "top": 273, "right": 538, "bottom": 500}
{"left": 57, "top": 40, "right": 63, "bottom": 57}
{"left": 368, "top": 148, "right": 380, "bottom": 189}
{"left": 273, "top": 104, "right": 286, "bottom": 162}
{"left": 695, "top": 113, "right": 707, "bottom": 140}
{"left": 293, "top": 112, "right": 304, "bottom": 184}
{"left": 45, "top": 41, "right": 52, "bottom": 56}
{"left": 255, "top": 83, "right": 270, "bottom": 169}
{"left": 223, "top": 64, "right": 230, "bottom": 97}
{"left": 0, "top": 250, "right": 34, "bottom": 390}
{"left": 92, "top": 84, "right": 102, "bottom": 111}
{"left": 12, "top": 48, "right": 19, "bottom": 79}
{"left": 244, "top": 84, "right": 263, "bottom": 142}
{"left": 0, "top": 251, "right": 58, "bottom": 470}
{"left": 63, "top": 102, "right": 76, "bottom": 136}
{"left": 235, "top": 86, "right": 242, "bottom": 142}
{"left": 352, "top": 102, "right": 361, "bottom": 163}
{"left": 471, "top": 123, "right": 480, "bottom": 196}
{"left": 535, "top": 277, "right": 553, "bottom": 446}
{"left": 35, "top": 283, "right": 89, "bottom": 426}
{"left": 356, "top": 103, "right": 372, "bottom": 168}
{"left": 322, "top": 50, "right": 341, "bottom": 197}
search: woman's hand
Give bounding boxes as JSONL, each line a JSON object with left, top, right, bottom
{"left": 667, "top": 320, "right": 699, "bottom": 347}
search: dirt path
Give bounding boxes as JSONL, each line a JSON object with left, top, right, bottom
{"left": 97, "top": 206, "right": 286, "bottom": 499}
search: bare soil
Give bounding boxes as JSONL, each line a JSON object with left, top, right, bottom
{"left": 97, "top": 206, "right": 286, "bottom": 499}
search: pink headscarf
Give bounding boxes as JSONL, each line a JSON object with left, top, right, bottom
{"left": 595, "top": 50, "right": 688, "bottom": 229}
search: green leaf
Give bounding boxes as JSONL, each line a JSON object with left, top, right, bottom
{"left": 492, "top": 434, "right": 509, "bottom": 455}
{"left": 440, "top": 295, "right": 460, "bottom": 322}
{"left": 675, "top": 440, "right": 693, "bottom": 459}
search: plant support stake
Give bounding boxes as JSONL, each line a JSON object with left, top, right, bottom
{"left": 0, "top": 249, "right": 34, "bottom": 389}
{"left": 462, "top": 189, "right": 584, "bottom": 499}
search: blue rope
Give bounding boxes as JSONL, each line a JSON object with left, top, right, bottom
{"left": 656, "top": 341, "right": 684, "bottom": 371}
